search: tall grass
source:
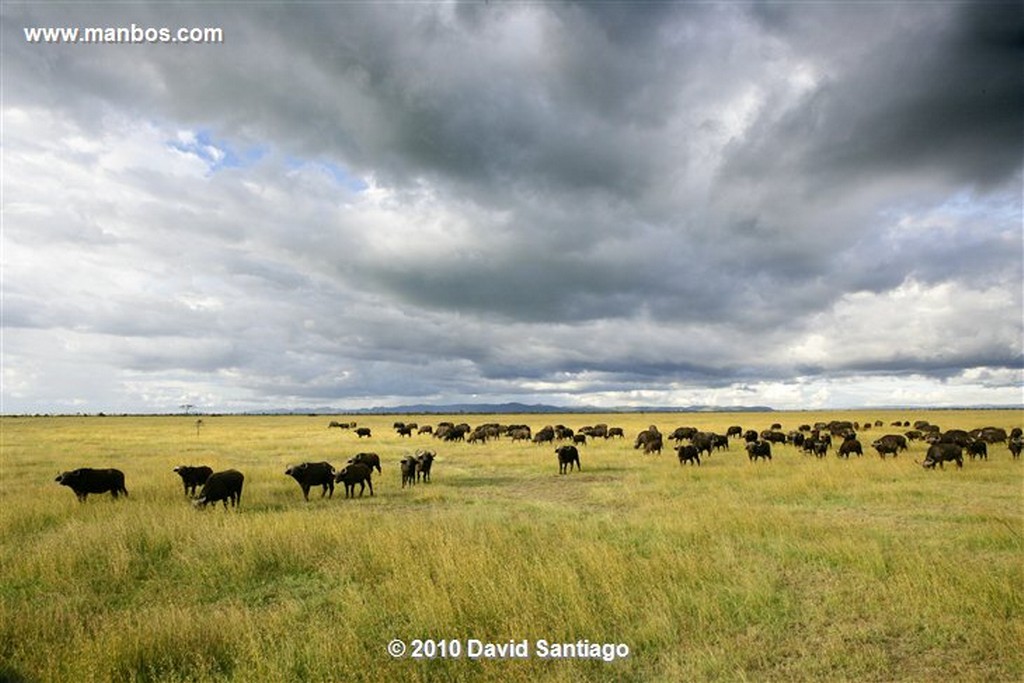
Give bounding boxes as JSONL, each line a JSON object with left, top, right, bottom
{"left": 1, "top": 410, "right": 1021, "bottom": 681}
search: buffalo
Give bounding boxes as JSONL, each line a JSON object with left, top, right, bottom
{"left": 746, "top": 441, "right": 772, "bottom": 462}
{"left": 285, "top": 461, "right": 336, "bottom": 501}
{"left": 872, "top": 434, "right": 908, "bottom": 457}
{"left": 838, "top": 439, "right": 863, "bottom": 458}
{"left": 354, "top": 427, "right": 372, "bottom": 438}
{"left": 692, "top": 433, "right": 714, "bottom": 458}
{"left": 173, "top": 465, "right": 212, "bottom": 496}
{"left": 533, "top": 426, "right": 556, "bottom": 444}
{"left": 56, "top": 468, "right": 128, "bottom": 502}
{"left": 556, "top": 445, "right": 580, "bottom": 474}
{"left": 335, "top": 463, "right": 374, "bottom": 497}
{"left": 194, "top": 470, "right": 244, "bottom": 509}
{"left": 348, "top": 452, "right": 382, "bottom": 474}
{"left": 919, "top": 443, "right": 963, "bottom": 470}
{"left": 966, "top": 441, "right": 988, "bottom": 460}
{"left": 415, "top": 450, "right": 435, "bottom": 483}
{"left": 670, "top": 426, "right": 698, "bottom": 442}
{"left": 675, "top": 445, "right": 700, "bottom": 466}
{"left": 400, "top": 456, "right": 418, "bottom": 488}
{"left": 641, "top": 434, "right": 664, "bottom": 455}
{"left": 607, "top": 427, "right": 625, "bottom": 438}
{"left": 1009, "top": 437, "right": 1022, "bottom": 460}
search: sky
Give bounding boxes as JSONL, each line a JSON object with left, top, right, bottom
{"left": 2, "top": 1, "right": 1022, "bottom": 414}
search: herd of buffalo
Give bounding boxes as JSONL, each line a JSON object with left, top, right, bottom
{"left": 54, "top": 418, "right": 1022, "bottom": 506}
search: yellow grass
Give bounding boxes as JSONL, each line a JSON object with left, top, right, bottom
{"left": 1, "top": 410, "right": 1022, "bottom": 681}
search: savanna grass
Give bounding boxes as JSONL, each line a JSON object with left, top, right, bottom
{"left": 1, "top": 410, "right": 1021, "bottom": 681}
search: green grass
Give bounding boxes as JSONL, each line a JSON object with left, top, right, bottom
{"left": 1, "top": 410, "right": 1022, "bottom": 681}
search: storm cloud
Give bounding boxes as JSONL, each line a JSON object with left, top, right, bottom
{"left": 2, "top": 1, "right": 1021, "bottom": 413}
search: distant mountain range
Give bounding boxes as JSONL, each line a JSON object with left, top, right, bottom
{"left": 249, "top": 402, "right": 776, "bottom": 415}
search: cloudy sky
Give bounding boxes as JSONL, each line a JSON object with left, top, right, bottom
{"left": 2, "top": 1, "right": 1021, "bottom": 413}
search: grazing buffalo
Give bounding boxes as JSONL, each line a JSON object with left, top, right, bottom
{"left": 285, "top": 461, "right": 336, "bottom": 500}
{"left": 692, "top": 433, "right": 714, "bottom": 458}
{"left": 400, "top": 456, "right": 418, "bottom": 488}
{"left": 607, "top": 427, "right": 625, "bottom": 439}
{"left": 872, "top": 434, "right": 908, "bottom": 457}
{"left": 726, "top": 426, "right": 743, "bottom": 438}
{"left": 670, "top": 426, "right": 698, "bottom": 442}
{"left": 746, "top": 441, "right": 772, "bottom": 462}
{"left": 919, "top": 443, "right": 963, "bottom": 470}
{"left": 642, "top": 435, "right": 664, "bottom": 455}
{"left": 355, "top": 427, "right": 372, "bottom": 438}
{"left": 971, "top": 427, "right": 1007, "bottom": 444}
{"left": 194, "top": 470, "right": 244, "bottom": 509}
{"left": 1009, "top": 437, "right": 1022, "bottom": 459}
{"left": 676, "top": 445, "right": 700, "bottom": 466}
{"left": 966, "top": 441, "right": 988, "bottom": 460}
{"left": 396, "top": 425, "right": 414, "bottom": 437}
{"left": 761, "top": 430, "right": 787, "bottom": 444}
{"left": 415, "top": 450, "right": 435, "bottom": 482}
{"left": 533, "top": 426, "right": 556, "bottom": 444}
{"left": 173, "top": 465, "right": 212, "bottom": 496}
{"left": 335, "top": 463, "right": 373, "bottom": 498}
{"left": 838, "top": 439, "right": 863, "bottom": 458}
{"left": 556, "top": 445, "right": 580, "bottom": 474}
{"left": 572, "top": 433, "right": 587, "bottom": 446}
{"left": 938, "top": 429, "right": 972, "bottom": 447}
{"left": 348, "top": 452, "right": 382, "bottom": 474}
{"left": 56, "top": 468, "right": 128, "bottom": 502}
{"left": 509, "top": 427, "right": 532, "bottom": 442}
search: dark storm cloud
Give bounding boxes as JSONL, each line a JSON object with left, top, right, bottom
{"left": 3, "top": 1, "right": 1021, "bottom": 411}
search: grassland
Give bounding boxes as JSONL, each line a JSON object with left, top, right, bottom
{"left": 1, "top": 410, "right": 1022, "bottom": 682}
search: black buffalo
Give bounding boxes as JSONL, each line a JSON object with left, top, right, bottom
{"left": 194, "top": 470, "right": 244, "bottom": 509}
{"left": 920, "top": 443, "right": 963, "bottom": 470}
{"left": 173, "top": 465, "right": 212, "bottom": 496}
{"left": 285, "top": 461, "right": 336, "bottom": 500}
{"left": 355, "top": 427, "right": 372, "bottom": 438}
{"left": 966, "top": 441, "right": 988, "bottom": 460}
{"left": 415, "top": 450, "right": 435, "bottom": 483}
{"left": 676, "top": 445, "right": 700, "bottom": 466}
{"left": 642, "top": 434, "right": 663, "bottom": 455}
{"left": 335, "top": 463, "right": 374, "bottom": 498}
{"left": 348, "top": 452, "right": 382, "bottom": 474}
{"left": 556, "top": 445, "right": 580, "bottom": 474}
{"left": 533, "top": 426, "right": 556, "bottom": 444}
{"left": 670, "top": 426, "right": 698, "bottom": 442}
{"left": 746, "top": 441, "right": 772, "bottom": 462}
{"left": 692, "top": 433, "right": 714, "bottom": 458}
{"left": 838, "top": 439, "right": 863, "bottom": 458}
{"left": 400, "top": 456, "right": 418, "bottom": 488}
{"left": 1009, "top": 437, "right": 1022, "bottom": 460}
{"left": 56, "top": 468, "right": 128, "bottom": 502}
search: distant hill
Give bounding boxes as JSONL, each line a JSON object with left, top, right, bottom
{"left": 251, "top": 402, "right": 776, "bottom": 415}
